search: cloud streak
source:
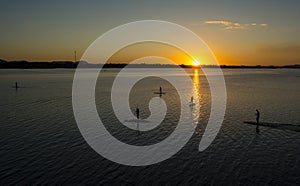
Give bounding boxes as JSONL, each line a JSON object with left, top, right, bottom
{"left": 205, "top": 20, "right": 268, "bottom": 30}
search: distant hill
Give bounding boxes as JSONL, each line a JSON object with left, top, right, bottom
{"left": 0, "top": 59, "right": 7, "bottom": 63}
{"left": 0, "top": 60, "right": 78, "bottom": 68}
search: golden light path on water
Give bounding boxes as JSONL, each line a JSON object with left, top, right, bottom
{"left": 190, "top": 68, "right": 201, "bottom": 126}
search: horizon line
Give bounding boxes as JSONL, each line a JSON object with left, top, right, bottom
{"left": 1, "top": 59, "right": 300, "bottom": 69}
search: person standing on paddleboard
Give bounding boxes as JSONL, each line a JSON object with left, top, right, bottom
{"left": 256, "top": 109, "right": 260, "bottom": 134}
{"left": 136, "top": 107, "right": 140, "bottom": 119}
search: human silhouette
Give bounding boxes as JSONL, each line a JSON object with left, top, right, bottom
{"left": 15, "top": 82, "right": 18, "bottom": 89}
{"left": 136, "top": 107, "right": 140, "bottom": 119}
{"left": 255, "top": 109, "right": 260, "bottom": 134}
{"left": 159, "top": 86, "right": 162, "bottom": 97}
{"left": 191, "top": 96, "right": 194, "bottom": 103}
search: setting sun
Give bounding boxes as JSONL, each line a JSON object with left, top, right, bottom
{"left": 192, "top": 60, "right": 200, "bottom": 66}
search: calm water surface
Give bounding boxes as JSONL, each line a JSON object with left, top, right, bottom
{"left": 0, "top": 69, "right": 299, "bottom": 185}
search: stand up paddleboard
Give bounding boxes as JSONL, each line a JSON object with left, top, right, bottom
{"left": 124, "top": 119, "right": 150, "bottom": 123}
{"left": 189, "top": 102, "right": 195, "bottom": 107}
{"left": 154, "top": 92, "right": 166, "bottom": 94}
{"left": 154, "top": 87, "right": 166, "bottom": 95}
{"left": 12, "top": 82, "right": 21, "bottom": 89}
{"left": 244, "top": 121, "right": 300, "bottom": 132}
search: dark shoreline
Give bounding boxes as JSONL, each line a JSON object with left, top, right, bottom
{"left": 0, "top": 60, "right": 299, "bottom": 69}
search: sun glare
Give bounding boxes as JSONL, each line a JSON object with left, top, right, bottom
{"left": 192, "top": 60, "right": 200, "bottom": 67}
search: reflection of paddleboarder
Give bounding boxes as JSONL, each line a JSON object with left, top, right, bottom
{"left": 255, "top": 109, "right": 260, "bottom": 134}
{"left": 136, "top": 107, "right": 140, "bottom": 119}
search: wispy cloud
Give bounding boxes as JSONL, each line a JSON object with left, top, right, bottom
{"left": 204, "top": 20, "right": 268, "bottom": 30}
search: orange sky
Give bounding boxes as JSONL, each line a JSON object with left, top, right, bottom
{"left": 107, "top": 43, "right": 193, "bottom": 65}
{"left": 0, "top": 1, "right": 300, "bottom": 66}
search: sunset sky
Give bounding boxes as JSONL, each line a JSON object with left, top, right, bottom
{"left": 0, "top": 0, "right": 300, "bottom": 65}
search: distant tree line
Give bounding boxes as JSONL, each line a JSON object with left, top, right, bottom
{"left": 0, "top": 59, "right": 299, "bottom": 69}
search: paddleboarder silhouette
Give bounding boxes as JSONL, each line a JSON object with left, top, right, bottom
{"left": 15, "top": 82, "right": 19, "bottom": 89}
{"left": 255, "top": 109, "right": 260, "bottom": 134}
{"left": 136, "top": 107, "right": 140, "bottom": 119}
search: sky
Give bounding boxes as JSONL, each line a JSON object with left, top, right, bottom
{"left": 0, "top": 0, "right": 300, "bottom": 65}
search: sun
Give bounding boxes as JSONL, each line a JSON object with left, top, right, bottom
{"left": 192, "top": 60, "right": 200, "bottom": 67}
